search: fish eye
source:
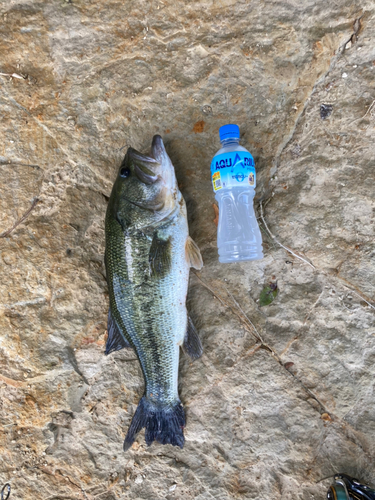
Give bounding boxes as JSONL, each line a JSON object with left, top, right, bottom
{"left": 120, "top": 167, "right": 131, "bottom": 178}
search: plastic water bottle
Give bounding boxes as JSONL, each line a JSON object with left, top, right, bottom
{"left": 211, "top": 124, "right": 263, "bottom": 263}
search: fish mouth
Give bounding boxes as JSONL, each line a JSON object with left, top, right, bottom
{"left": 128, "top": 147, "right": 160, "bottom": 185}
{"left": 134, "top": 164, "right": 159, "bottom": 185}
{"left": 151, "top": 135, "right": 164, "bottom": 158}
{"left": 151, "top": 135, "right": 177, "bottom": 192}
{"left": 151, "top": 135, "right": 170, "bottom": 165}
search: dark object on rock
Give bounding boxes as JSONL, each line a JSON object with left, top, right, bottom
{"left": 327, "top": 473, "right": 375, "bottom": 499}
{"left": 259, "top": 282, "right": 278, "bottom": 307}
{"left": 202, "top": 105, "right": 212, "bottom": 115}
{"left": 1, "top": 484, "right": 11, "bottom": 500}
{"left": 320, "top": 104, "right": 333, "bottom": 120}
{"left": 284, "top": 362, "right": 294, "bottom": 370}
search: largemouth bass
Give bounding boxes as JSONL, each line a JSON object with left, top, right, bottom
{"left": 104, "top": 135, "right": 203, "bottom": 451}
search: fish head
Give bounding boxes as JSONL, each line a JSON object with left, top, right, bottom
{"left": 110, "top": 135, "right": 180, "bottom": 230}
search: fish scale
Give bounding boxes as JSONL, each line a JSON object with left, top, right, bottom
{"left": 104, "top": 135, "right": 203, "bottom": 450}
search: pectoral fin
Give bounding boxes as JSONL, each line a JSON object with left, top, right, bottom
{"left": 149, "top": 234, "right": 172, "bottom": 277}
{"left": 182, "top": 316, "right": 203, "bottom": 360}
{"left": 185, "top": 236, "right": 203, "bottom": 270}
{"left": 105, "top": 308, "right": 131, "bottom": 355}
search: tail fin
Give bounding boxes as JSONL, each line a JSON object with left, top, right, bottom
{"left": 123, "top": 396, "right": 185, "bottom": 451}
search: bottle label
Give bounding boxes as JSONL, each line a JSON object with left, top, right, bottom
{"left": 210, "top": 151, "right": 256, "bottom": 192}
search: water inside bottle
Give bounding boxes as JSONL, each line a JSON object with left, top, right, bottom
{"left": 217, "top": 188, "right": 263, "bottom": 263}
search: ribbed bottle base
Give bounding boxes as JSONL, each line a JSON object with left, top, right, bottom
{"left": 218, "top": 245, "right": 263, "bottom": 263}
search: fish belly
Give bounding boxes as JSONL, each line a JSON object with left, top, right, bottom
{"left": 108, "top": 211, "right": 189, "bottom": 407}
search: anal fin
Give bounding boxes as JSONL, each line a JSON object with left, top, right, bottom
{"left": 185, "top": 236, "right": 203, "bottom": 270}
{"left": 105, "top": 308, "right": 131, "bottom": 355}
{"left": 182, "top": 316, "right": 203, "bottom": 360}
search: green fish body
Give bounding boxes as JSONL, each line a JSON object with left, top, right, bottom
{"left": 104, "top": 135, "right": 203, "bottom": 451}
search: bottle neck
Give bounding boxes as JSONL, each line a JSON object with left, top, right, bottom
{"left": 220, "top": 137, "right": 240, "bottom": 147}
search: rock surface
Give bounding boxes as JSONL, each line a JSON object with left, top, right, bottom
{"left": 0, "top": 1, "right": 374, "bottom": 499}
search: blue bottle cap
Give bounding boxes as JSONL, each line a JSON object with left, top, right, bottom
{"left": 219, "top": 124, "right": 240, "bottom": 141}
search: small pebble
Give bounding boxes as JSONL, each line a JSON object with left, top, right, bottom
{"left": 169, "top": 484, "right": 177, "bottom": 492}
{"left": 321, "top": 412, "right": 332, "bottom": 422}
{"left": 320, "top": 104, "right": 333, "bottom": 120}
{"left": 342, "top": 73, "right": 348, "bottom": 78}
{"left": 134, "top": 475, "right": 143, "bottom": 484}
{"left": 202, "top": 105, "right": 212, "bottom": 115}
